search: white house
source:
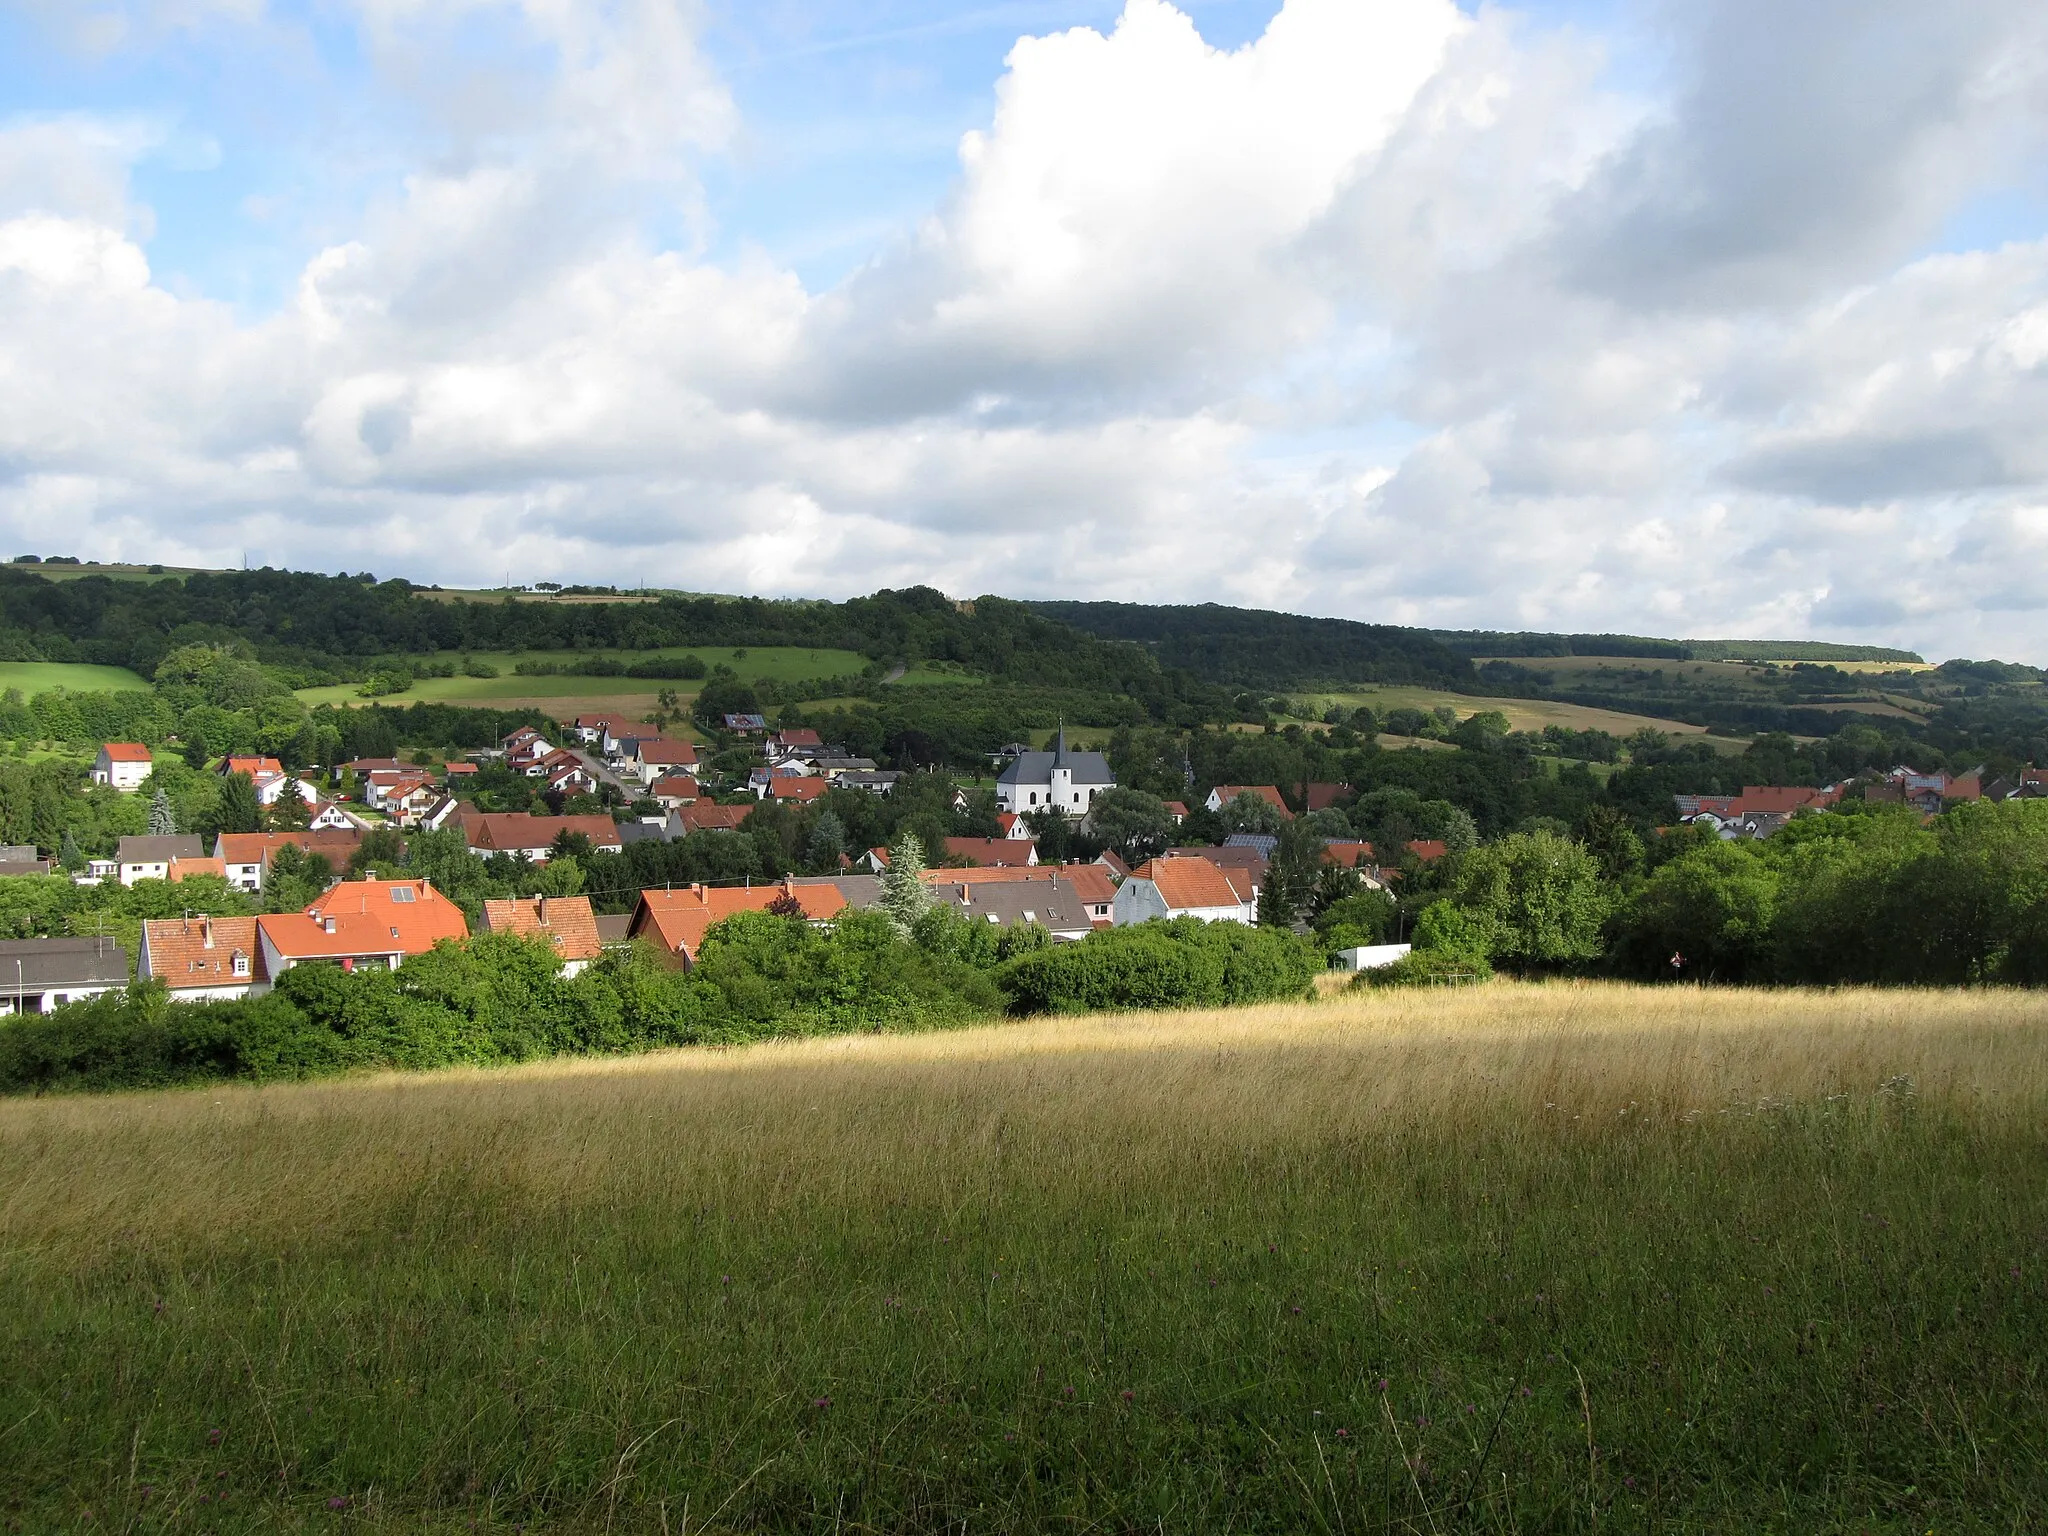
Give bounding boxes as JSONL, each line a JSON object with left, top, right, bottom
{"left": 995, "top": 729, "right": 1115, "bottom": 815}
{"left": 92, "top": 743, "right": 154, "bottom": 791}
{"left": 139, "top": 916, "right": 267, "bottom": 1001}
{"left": 116, "top": 835, "right": 207, "bottom": 886}
{"left": 0, "top": 937, "right": 128, "bottom": 1014}
{"left": 1332, "top": 943, "right": 1413, "bottom": 972}
{"left": 1111, "top": 857, "right": 1257, "bottom": 926}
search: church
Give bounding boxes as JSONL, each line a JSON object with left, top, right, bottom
{"left": 994, "top": 728, "right": 1115, "bottom": 815}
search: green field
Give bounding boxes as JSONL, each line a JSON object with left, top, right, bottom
{"left": 2, "top": 984, "right": 2043, "bottom": 1531}
{"left": 295, "top": 647, "right": 867, "bottom": 712}
{"left": 0, "top": 661, "right": 153, "bottom": 694}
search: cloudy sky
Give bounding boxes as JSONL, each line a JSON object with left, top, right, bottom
{"left": 3, "top": 0, "right": 2047, "bottom": 658}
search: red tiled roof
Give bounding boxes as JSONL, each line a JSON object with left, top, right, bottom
{"left": 1299, "top": 782, "right": 1349, "bottom": 813}
{"left": 142, "top": 915, "right": 266, "bottom": 990}
{"left": 1131, "top": 858, "right": 1248, "bottom": 911}
{"left": 1406, "top": 840, "right": 1448, "bottom": 863}
{"left": 166, "top": 857, "right": 226, "bottom": 882}
{"left": 942, "top": 836, "right": 1037, "bottom": 866}
{"left": 1162, "top": 801, "right": 1188, "bottom": 818}
{"left": 1321, "top": 840, "right": 1376, "bottom": 868}
{"left": 1211, "top": 785, "right": 1294, "bottom": 820}
{"left": 631, "top": 881, "right": 845, "bottom": 963}
{"left": 101, "top": 742, "right": 153, "bottom": 762}
{"left": 767, "top": 777, "right": 828, "bottom": 802}
{"left": 772, "top": 729, "right": 822, "bottom": 747}
{"left": 635, "top": 739, "right": 699, "bottom": 766}
{"left": 462, "top": 811, "right": 622, "bottom": 852}
{"left": 215, "top": 829, "right": 365, "bottom": 868}
{"left": 650, "top": 773, "right": 701, "bottom": 801}
{"left": 481, "top": 895, "right": 602, "bottom": 962}
{"left": 679, "top": 803, "right": 752, "bottom": 833}
{"left": 1060, "top": 864, "right": 1120, "bottom": 907}
{"left": 261, "top": 878, "right": 468, "bottom": 960}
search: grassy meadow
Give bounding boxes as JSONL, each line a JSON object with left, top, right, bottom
{"left": 292, "top": 647, "right": 867, "bottom": 712}
{"left": 0, "top": 660, "right": 153, "bottom": 694}
{"left": 3, "top": 983, "right": 2045, "bottom": 1532}
{"left": 1305, "top": 685, "right": 1717, "bottom": 743}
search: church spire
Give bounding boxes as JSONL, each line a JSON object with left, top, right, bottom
{"left": 1053, "top": 720, "right": 1066, "bottom": 767}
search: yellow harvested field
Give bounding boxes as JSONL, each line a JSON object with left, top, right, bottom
{"left": 1310, "top": 684, "right": 1712, "bottom": 738}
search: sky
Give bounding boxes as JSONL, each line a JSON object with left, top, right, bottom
{"left": 3, "top": 0, "right": 2048, "bottom": 660}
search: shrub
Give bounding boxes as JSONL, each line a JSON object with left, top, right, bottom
{"left": 998, "top": 918, "right": 1320, "bottom": 1015}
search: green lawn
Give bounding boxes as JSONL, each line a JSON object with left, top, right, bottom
{"left": 1309, "top": 685, "right": 1716, "bottom": 741}
{"left": 0, "top": 661, "right": 153, "bottom": 694}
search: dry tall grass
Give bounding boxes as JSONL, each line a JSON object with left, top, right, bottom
{"left": 4, "top": 981, "right": 2042, "bottom": 1258}
{"left": 3, "top": 982, "right": 2045, "bottom": 1531}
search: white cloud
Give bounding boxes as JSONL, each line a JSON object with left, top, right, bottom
{"left": 3, "top": 0, "right": 2048, "bottom": 660}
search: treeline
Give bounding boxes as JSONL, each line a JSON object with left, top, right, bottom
{"left": 1026, "top": 600, "right": 1477, "bottom": 689}
{"left": 0, "top": 571, "right": 1226, "bottom": 726}
{"left": 1380, "top": 798, "right": 2048, "bottom": 989}
{"left": 0, "top": 910, "right": 1322, "bottom": 1096}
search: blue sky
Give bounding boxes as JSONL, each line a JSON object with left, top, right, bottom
{"left": 3, "top": 0, "right": 2048, "bottom": 659}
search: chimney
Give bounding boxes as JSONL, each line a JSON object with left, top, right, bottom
{"left": 537, "top": 895, "right": 548, "bottom": 926}
{"left": 202, "top": 916, "right": 214, "bottom": 948}
{"left": 323, "top": 916, "right": 337, "bottom": 935}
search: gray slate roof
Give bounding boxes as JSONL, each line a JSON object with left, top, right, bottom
{"left": 926, "top": 875, "right": 1095, "bottom": 933}
{"left": 117, "top": 835, "right": 207, "bottom": 864}
{"left": 0, "top": 937, "right": 129, "bottom": 990}
{"left": 996, "top": 749, "right": 1114, "bottom": 787}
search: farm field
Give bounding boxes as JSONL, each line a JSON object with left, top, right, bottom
{"left": 294, "top": 647, "right": 867, "bottom": 712}
{"left": 3, "top": 983, "right": 2043, "bottom": 1531}
{"left": 0, "top": 661, "right": 152, "bottom": 694}
{"left": 1309, "top": 683, "right": 1717, "bottom": 740}
{"left": 1482, "top": 654, "right": 1935, "bottom": 689}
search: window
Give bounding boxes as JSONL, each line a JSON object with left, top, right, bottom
{"left": 389, "top": 887, "right": 416, "bottom": 903}
{"left": 232, "top": 953, "right": 249, "bottom": 978}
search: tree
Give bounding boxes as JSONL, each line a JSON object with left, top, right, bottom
{"left": 1087, "top": 787, "right": 1176, "bottom": 865}
{"left": 267, "top": 781, "right": 313, "bottom": 831}
{"left": 181, "top": 730, "right": 210, "bottom": 771}
{"left": 1220, "top": 790, "right": 1286, "bottom": 836}
{"left": 806, "top": 810, "right": 848, "bottom": 871}
{"left": 1452, "top": 829, "right": 1610, "bottom": 971}
{"left": 216, "top": 771, "right": 261, "bottom": 836}
{"left": 57, "top": 828, "right": 84, "bottom": 873}
{"left": 1576, "top": 804, "right": 1645, "bottom": 882}
{"left": 1610, "top": 841, "right": 1777, "bottom": 982}
{"left": 147, "top": 787, "right": 176, "bottom": 837}
{"left": 879, "top": 831, "right": 933, "bottom": 935}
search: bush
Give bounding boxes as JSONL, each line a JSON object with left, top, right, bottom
{"left": 998, "top": 918, "right": 1320, "bottom": 1014}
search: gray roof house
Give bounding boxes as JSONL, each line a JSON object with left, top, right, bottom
{"left": 116, "top": 835, "right": 207, "bottom": 886}
{"left": 0, "top": 937, "right": 128, "bottom": 1015}
{"left": 995, "top": 729, "right": 1114, "bottom": 815}
{"left": 926, "top": 874, "right": 1095, "bottom": 940}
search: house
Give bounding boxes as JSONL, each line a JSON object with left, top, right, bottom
{"left": 811, "top": 756, "right": 879, "bottom": 779}
{"left": 541, "top": 758, "right": 599, "bottom": 798}
{"left": 166, "top": 856, "right": 228, "bottom": 883}
{"left": 0, "top": 937, "right": 127, "bottom": 1014}
{"left": 594, "top": 913, "right": 635, "bottom": 948}
{"left": 256, "top": 877, "right": 469, "bottom": 980}
{"left": 91, "top": 743, "right": 153, "bottom": 791}
{"left": 1321, "top": 840, "right": 1380, "bottom": 872}
{"left": 995, "top": 729, "right": 1115, "bottom": 815}
{"left": 1675, "top": 783, "right": 1846, "bottom": 835}
{"left": 649, "top": 773, "right": 701, "bottom": 807}
{"left": 766, "top": 728, "right": 822, "bottom": 761}
{"left": 630, "top": 739, "right": 699, "bottom": 784}
{"left": 1223, "top": 832, "right": 1279, "bottom": 858}
{"left": 1205, "top": 785, "right": 1293, "bottom": 821}
{"left": 1091, "top": 849, "right": 1131, "bottom": 882}
{"left": 501, "top": 727, "right": 554, "bottom": 770}
{"left": 1298, "top": 782, "right": 1350, "bottom": 814}
{"left": 832, "top": 770, "right": 901, "bottom": 796}
{"left": 926, "top": 873, "right": 1095, "bottom": 940}
{"left": 0, "top": 853, "right": 52, "bottom": 877}
{"left": 1165, "top": 844, "right": 1270, "bottom": 894}
{"left": 678, "top": 802, "right": 753, "bottom": 835}
{"left": 941, "top": 837, "right": 1039, "bottom": 868}
{"left": 390, "top": 781, "right": 455, "bottom": 825}
{"left": 628, "top": 879, "right": 846, "bottom": 967}
{"left": 214, "top": 830, "right": 366, "bottom": 893}
{"left": 459, "top": 811, "right": 623, "bottom": 861}
{"left": 139, "top": 916, "right": 266, "bottom": 1001}
{"left": 222, "top": 756, "right": 320, "bottom": 808}
{"left": 722, "top": 713, "right": 769, "bottom": 734}
{"left": 363, "top": 769, "right": 436, "bottom": 809}
{"left": 414, "top": 795, "right": 463, "bottom": 832}
{"left": 994, "top": 812, "right": 1032, "bottom": 840}
{"left": 759, "top": 777, "right": 826, "bottom": 805}
{"left": 573, "top": 713, "right": 634, "bottom": 746}
{"left": 1061, "top": 862, "right": 1120, "bottom": 925}
{"left": 339, "top": 757, "right": 410, "bottom": 780}
{"left": 479, "top": 895, "right": 603, "bottom": 977}
{"left": 116, "top": 835, "right": 207, "bottom": 886}
{"left": 1162, "top": 801, "right": 1188, "bottom": 822}
{"left": 308, "top": 800, "right": 373, "bottom": 832}
{"left": 1113, "top": 857, "right": 1258, "bottom": 926}
{"left": 1405, "top": 840, "right": 1448, "bottom": 863}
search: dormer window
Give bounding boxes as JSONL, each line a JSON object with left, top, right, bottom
{"left": 232, "top": 952, "right": 250, "bottom": 977}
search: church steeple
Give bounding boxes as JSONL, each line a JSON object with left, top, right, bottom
{"left": 1053, "top": 720, "right": 1067, "bottom": 768}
